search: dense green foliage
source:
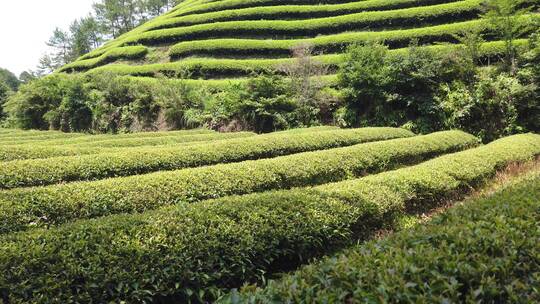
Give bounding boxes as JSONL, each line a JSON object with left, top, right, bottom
{"left": 2, "top": 73, "right": 214, "bottom": 132}
{"left": 337, "top": 33, "right": 540, "bottom": 139}
{"left": 0, "top": 131, "right": 475, "bottom": 234}
{"left": 0, "top": 68, "right": 19, "bottom": 91}
{"left": 226, "top": 166, "right": 540, "bottom": 303}
{"left": 0, "top": 133, "right": 537, "bottom": 303}
{"left": 5, "top": 0, "right": 538, "bottom": 135}
{"left": 0, "top": 128, "right": 411, "bottom": 188}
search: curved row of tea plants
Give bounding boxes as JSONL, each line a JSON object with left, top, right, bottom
{"left": 0, "top": 127, "right": 331, "bottom": 162}
{"left": 225, "top": 163, "right": 540, "bottom": 303}
{"left": 58, "top": 46, "right": 149, "bottom": 72}
{"left": 0, "top": 128, "right": 412, "bottom": 189}
{"left": 0, "top": 128, "right": 215, "bottom": 146}
{"left": 149, "top": 0, "right": 462, "bottom": 31}
{"left": 32, "top": 131, "right": 254, "bottom": 148}
{"left": 1, "top": 133, "right": 537, "bottom": 303}
{"left": 72, "top": 0, "right": 483, "bottom": 69}
{"left": 167, "top": 16, "right": 536, "bottom": 59}
{"left": 168, "top": 0, "right": 458, "bottom": 18}
{"left": 92, "top": 39, "right": 528, "bottom": 79}
{"left": 0, "top": 130, "right": 475, "bottom": 234}
{"left": 124, "top": 1, "right": 483, "bottom": 46}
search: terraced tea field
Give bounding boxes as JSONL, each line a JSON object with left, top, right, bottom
{"left": 59, "top": 0, "right": 539, "bottom": 86}
{"left": 0, "top": 126, "right": 539, "bottom": 303}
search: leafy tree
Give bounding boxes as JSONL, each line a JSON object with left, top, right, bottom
{"left": 18, "top": 71, "right": 38, "bottom": 84}
{"left": 337, "top": 42, "right": 469, "bottom": 132}
{"left": 0, "top": 68, "right": 20, "bottom": 91}
{"left": 46, "top": 28, "right": 73, "bottom": 68}
{"left": 482, "top": 0, "right": 533, "bottom": 72}
{"left": 440, "top": 69, "right": 535, "bottom": 142}
{"left": 278, "top": 43, "right": 335, "bottom": 126}
{"left": 0, "top": 82, "right": 10, "bottom": 120}
{"left": 70, "top": 17, "right": 103, "bottom": 58}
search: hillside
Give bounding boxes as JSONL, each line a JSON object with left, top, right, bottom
{"left": 59, "top": 0, "right": 537, "bottom": 83}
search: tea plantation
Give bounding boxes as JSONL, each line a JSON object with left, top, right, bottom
{"left": 1, "top": 0, "right": 539, "bottom": 302}
{"left": 0, "top": 127, "right": 539, "bottom": 303}
{"left": 59, "top": 0, "right": 538, "bottom": 85}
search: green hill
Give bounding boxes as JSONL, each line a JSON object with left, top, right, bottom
{"left": 58, "top": 0, "right": 536, "bottom": 83}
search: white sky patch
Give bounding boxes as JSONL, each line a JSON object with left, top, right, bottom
{"left": 0, "top": 0, "right": 96, "bottom": 76}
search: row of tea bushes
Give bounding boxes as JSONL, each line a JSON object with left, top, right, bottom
{"left": 225, "top": 166, "right": 540, "bottom": 303}
{"left": 0, "top": 127, "right": 335, "bottom": 162}
{"left": 0, "top": 128, "right": 219, "bottom": 146}
{"left": 0, "top": 127, "right": 413, "bottom": 188}
{"left": 0, "top": 133, "right": 537, "bottom": 303}
{"left": 125, "top": 1, "right": 482, "bottom": 45}
{"left": 150, "top": 0, "right": 462, "bottom": 30}
{"left": 0, "top": 130, "right": 476, "bottom": 233}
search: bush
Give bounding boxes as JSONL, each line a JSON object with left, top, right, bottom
{"left": 338, "top": 42, "right": 464, "bottom": 133}
{"left": 440, "top": 68, "right": 536, "bottom": 142}
{"left": 227, "top": 161, "right": 540, "bottom": 303}
{"left": 0, "top": 133, "right": 537, "bottom": 303}
{"left": 0, "top": 130, "right": 476, "bottom": 234}
{"left": 0, "top": 127, "right": 412, "bottom": 189}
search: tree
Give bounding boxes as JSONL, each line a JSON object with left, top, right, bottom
{"left": 278, "top": 44, "right": 334, "bottom": 125}
{"left": 70, "top": 17, "right": 103, "bottom": 58}
{"left": 44, "top": 28, "right": 74, "bottom": 70}
{"left": 482, "top": 0, "right": 532, "bottom": 72}
{"left": 0, "top": 68, "right": 20, "bottom": 91}
{"left": 19, "top": 71, "right": 38, "bottom": 84}
{"left": 0, "top": 81, "right": 10, "bottom": 120}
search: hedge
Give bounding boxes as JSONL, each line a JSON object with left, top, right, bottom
{"left": 0, "top": 130, "right": 476, "bottom": 234}
{"left": 149, "top": 0, "right": 459, "bottom": 31}
{"left": 0, "top": 128, "right": 333, "bottom": 162}
{"left": 225, "top": 163, "right": 540, "bottom": 303}
{"left": 168, "top": 0, "right": 459, "bottom": 18}
{"left": 168, "top": 16, "right": 537, "bottom": 59}
{"left": 1, "top": 128, "right": 217, "bottom": 147}
{"left": 30, "top": 131, "right": 255, "bottom": 149}
{"left": 58, "top": 46, "right": 148, "bottom": 73}
{"left": 0, "top": 133, "right": 537, "bottom": 303}
{"left": 0, "top": 127, "right": 413, "bottom": 189}
{"left": 91, "top": 39, "right": 530, "bottom": 79}
{"left": 0, "top": 132, "right": 88, "bottom": 143}
{"left": 124, "top": 1, "right": 483, "bottom": 45}
{"left": 0, "top": 145, "right": 114, "bottom": 162}
{"left": 0, "top": 128, "right": 216, "bottom": 146}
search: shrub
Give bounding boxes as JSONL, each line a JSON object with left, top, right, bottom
{"left": 226, "top": 163, "right": 540, "bottom": 303}
{"left": 439, "top": 68, "right": 536, "bottom": 142}
{"left": 0, "top": 130, "right": 476, "bottom": 234}
{"left": 338, "top": 42, "right": 465, "bottom": 133}
{"left": 0, "top": 133, "right": 537, "bottom": 303}
{"left": 2, "top": 74, "right": 84, "bottom": 130}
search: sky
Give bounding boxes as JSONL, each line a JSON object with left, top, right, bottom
{"left": 0, "top": 0, "right": 96, "bottom": 76}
